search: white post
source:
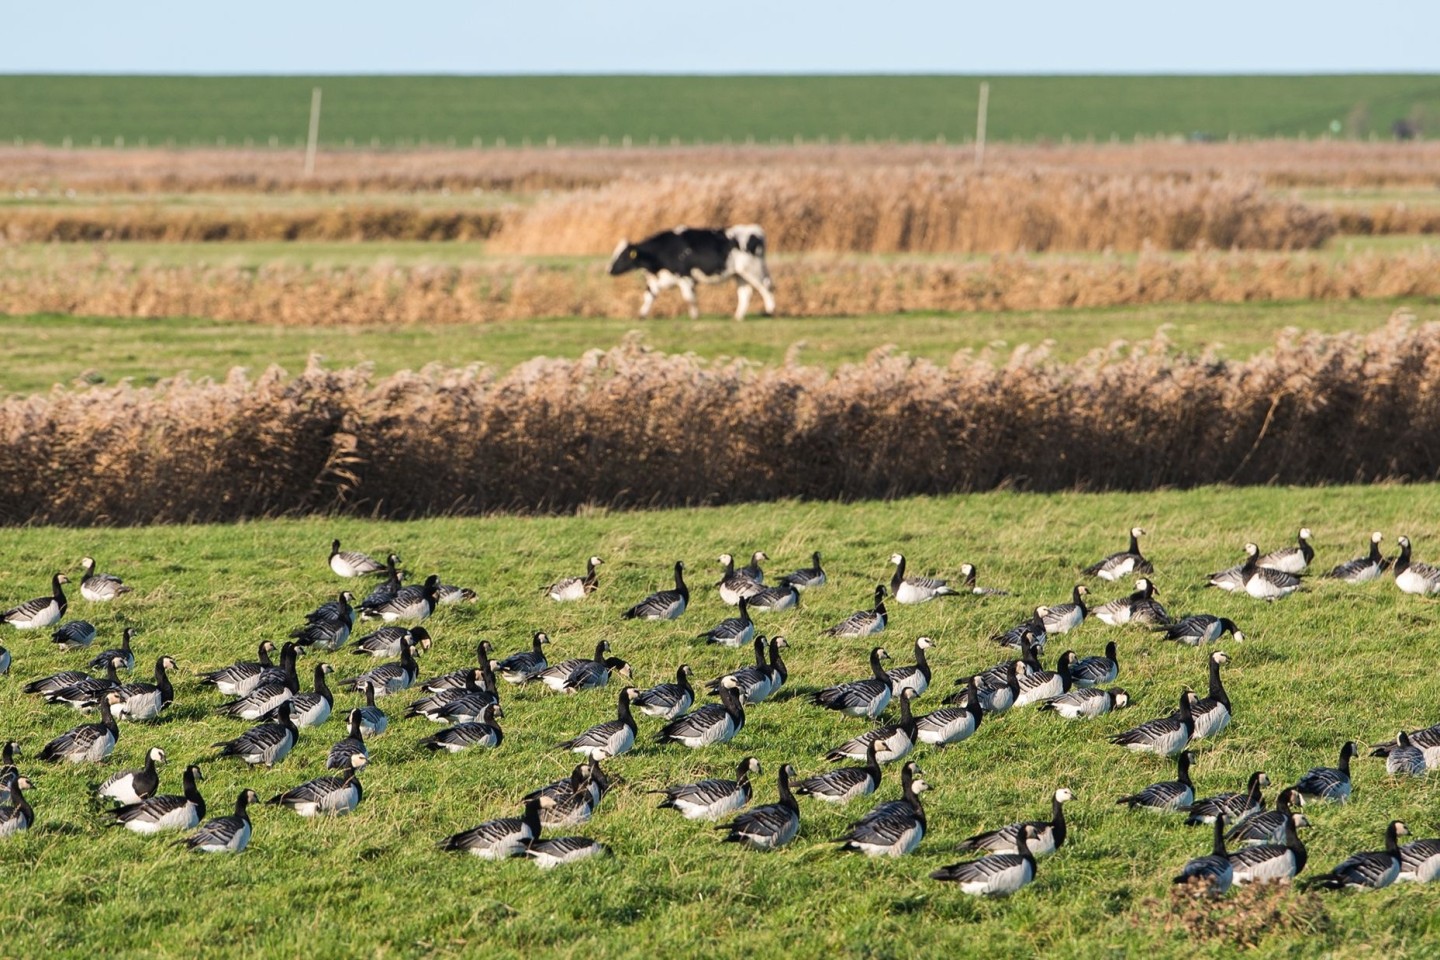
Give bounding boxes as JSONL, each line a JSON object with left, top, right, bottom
{"left": 975, "top": 81, "right": 989, "bottom": 169}
{"left": 304, "top": 86, "right": 322, "bottom": 176}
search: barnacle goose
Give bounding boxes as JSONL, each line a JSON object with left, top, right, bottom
{"left": 958, "top": 563, "right": 1010, "bottom": 596}
{"left": 1111, "top": 691, "right": 1198, "bottom": 757}
{"left": 358, "top": 554, "right": 403, "bottom": 610}
{"left": 357, "top": 682, "right": 388, "bottom": 736}
{"left": 738, "top": 551, "right": 768, "bottom": 583}
{"left": 79, "top": 557, "right": 131, "bottom": 602}
{"left": 97, "top": 746, "right": 167, "bottom": 805}
{"left": 1393, "top": 536, "right": 1440, "bottom": 595}
{"left": 1258, "top": 528, "right": 1314, "bottom": 575}
{"left": 46, "top": 657, "right": 124, "bottom": 710}
{"left": 1371, "top": 723, "right": 1440, "bottom": 768}
{"left": 532, "top": 640, "right": 608, "bottom": 693}
{"left": 113, "top": 763, "right": 206, "bottom": 833}
{"left": 562, "top": 655, "right": 631, "bottom": 695}
{"left": 1324, "top": 532, "right": 1387, "bottom": 584}
{"left": 1293, "top": 741, "right": 1359, "bottom": 803}
{"left": 653, "top": 757, "right": 761, "bottom": 821}
{"left": 885, "top": 637, "right": 935, "bottom": 698}
{"left": 835, "top": 775, "right": 926, "bottom": 857}
{"left": 992, "top": 612, "right": 1048, "bottom": 652}
{"left": 746, "top": 581, "right": 801, "bottom": 611}
{"left": 421, "top": 641, "right": 493, "bottom": 693}
{"left": 419, "top": 704, "right": 505, "bottom": 753}
{"left": 524, "top": 836, "right": 608, "bottom": 869}
{"left": 715, "top": 554, "right": 763, "bottom": 607}
{"left": 1376, "top": 731, "right": 1428, "bottom": 776}
{"left": 405, "top": 668, "right": 493, "bottom": 722}
{"left": 558, "top": 687, "right": 638, "bottom": 760}
{"left": 1, "top": 573, "right": 68, "bottom": 630}
{"left": 88, "top": 627, "right": 136, "bottom": 672}
{"left": 797, "top": 742, "right": 882, "bottom": 804}
{"left": 1084, "top": 527, "right": 1153, "bottom": 581}
{"left": 1156, "top": 615, "right": 1244, "bottom": 646}
{"left": 1042, "top": 585, "right": 1089, "bottom": 634}
{"left": 51, "top": 620, "right": 96, "bottom": 650}
{"left": 214, "top": 701, "right": 300, "bottom": 768}
{"left": 0, "top": 645, "right": 8, "bottom": 675}
{"left": 1187, "top": 771, "right": 1269, "bottom": 826}
{"left": 440, "top": 797, "right": 546, "bottom": 859}
{"left": 329, "top": 539, "right": 385, "bottom": 578}
{"left": 1238, "top": 543, "right": 1302, "bottom": 600}
{"left": 1116, "top": 750, "right": 1196, "bottom": 812}
{"left": 1228, "top": 813, "right": 1310, "bottom": 885}
{"left": 40, "top": 692, "right": 123, "bottom": 763}
{"left": 888, "top": 554, "right": 957, "bottom": 604}
{"left": 527, "top": 764, "right": 596, "bottom": 807}
{"left": 361, "top": 574, "right": 441, "bottom": 623}
{"left": 915, "top": 676, "right": 984, "bottom": 746}
{"left": 854, "top": 761, "right": 927, "bottom": 825}
{"left": 1094, "top": 579, "right": 1169, "bottom": 627}
{"left": 1069, "top": 641, "right": 1120, "bottom": 688}
{"left": 1014, "top": 651, "right": 1076, "bottom": 708}
{"left": 623, "top": 561, "right": 690, "bottom": 620}
{"left": 931, "top": 824, "right": 1042, "bottom": 896}
{"left": 1181, "top": 651, "right": 1232, "bottom": 740}
{"left": 708, "top": 636, "right": 784, "bottom": 704}
{"left": 811, "top": 647, "right": 893, "bottom": 719}
{"left": 1227, "top": 788, "right": 1303, "bottom": 847}
{"left": 823, "top": 585, "right": 888, "bottom": 638}
{"left": 290, "top": 593, "right": 353, "bottom": 651}
{"left": 1039, "top": 686, "right": 1130, "bottom": 720}
{"left": 24, "top": 667, "right": 94, "bottom": 698}
{"left": 958, "top": 788, "right": 1073, "bottom": 857}
{"left": 698, "top": 596, "right": 755, "bottom": 647}
{"left": 269, "top": 663, "right": 333, "bottom": 728}
{"left": 780, "top": 552, "right": 826, "bottom": 591}
{"left": 825, "top": 689, "right": 918, "bottom": 763}
{"left": 1398, "top": 837, "right": 1440, "bottom": 883}
{"left": 547, "top": 556, "right": 603, "bottom": 602}
{"left": 218, "top": 643, "right": 302, "bottom": 719}
{"left": 1309, "top": 821, "right": 1409, "bottom": 891}
{"left": 634, "top": 664, "right": 695, "bottom": 720}
{"left": 199, "top": 641, "right": 279, "bottom": 697}
{"left": 1173, "top": 815, "right": 1233, "bottom": 894}
{"left": 352, "top": 625, "right": 431, "bottom": 659}
{"left": 495, "top": 632, "right": 551, "bottom": 684}
{"left": 181, "top": 789, "right": 258, "bottom": 853}
{"left": 0, "top": 777, "right": 34, "bottom": 837}
{"left": 659, "top": 677, "right": 745, "bottom": 748}
{"left": 944, "top": 659, "right": 1023, "bottom": 715}
{"left": 539, "top": 762, "right": 611, "bottom": 827}
{"left": 113, "top": 655, "right": 178, "bottom": 721}
{"left": 338, "top": 635, "right": 420, "bottom": 697}
{"left": 327, "top": 709, "right": 368, "bottom": 769}
{"left": 434, "top": 581, "right": 477, "bottom": 605}
{"left": 716, "top": 763, "right": 800, "bottom": 850}
{"left": 267, "top": 754, "right": 366, "bottom": 816}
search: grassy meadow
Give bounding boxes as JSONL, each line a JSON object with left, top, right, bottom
{"left": 2, "top": 487, "right": 1440, "bottom": 958}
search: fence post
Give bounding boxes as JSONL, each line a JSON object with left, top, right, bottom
{"left": 304, "top": 86, "right": 322, "bottom": 176}
{"left": 975, "top": 81, "right": 989, "bottom": 168}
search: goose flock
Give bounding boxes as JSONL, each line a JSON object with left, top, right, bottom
{"left": 2, "top": 528, "right": 1440, "bottom": 910}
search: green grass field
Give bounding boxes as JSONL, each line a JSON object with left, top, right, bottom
{"left": 3, "top": 486, "right": 1440, "bottom": 958}
{"left": 2, "top": 75, "right": 1438, "bottom": 146}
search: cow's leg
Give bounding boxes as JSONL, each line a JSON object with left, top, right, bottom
{"left": 734, "top": 282, "right": 753, "bottom": 321}
{"left": 734, "top": 265, "right": 776, "bottom": 317}
{"left": 639, "top": 277, "right": 660, "bottom": 318}
{"left": 677, "top": 277, "right": 700, "bottom": 319}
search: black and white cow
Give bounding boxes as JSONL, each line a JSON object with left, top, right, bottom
{"left": 608, "top": 224, "right": 776, "bottom": 320}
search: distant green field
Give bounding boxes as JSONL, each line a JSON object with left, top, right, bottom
{"left": 2, "top": 75, "right": 1438, "bottom": 147}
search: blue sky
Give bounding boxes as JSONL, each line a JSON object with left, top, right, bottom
{"left": 11, "top": 1, "right": 1438, "bottom": 74}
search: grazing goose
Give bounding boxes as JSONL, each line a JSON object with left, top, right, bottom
{"left": 836, "top": 775, "right": 926, "bottom": 857}
{"left": 1371, "top": 723, "right": 1440, "bottom": 768}
{"left": 1181, "top": 651, "right": 1232, "bottom": 740}
{"left": 1187, "top": 771, "right": 1270, "bottom": 826}
{"left": 1228, "top": 813, "right": 1311, "bottom": 885}
{"left": 495, "top": 632, "right": 551, "bottom": 684}
{"left": 79, "top": 557, "right": 131, "bottom": 602}
{"left": 854, "top": 761, "right": 927, "bottom": 825}
{"left": 523, "top": 836, "right": 608, "bottom": 869}
{"left": 88, "top": 627, "right": 136, "bottom": 672}
{"left": 708, "top": 636, "right": 782, "bottom": 705}
{"left": 716, "top": 763, "right": 800, "bottom": 850}
{"left": 339, "top": 636, "right": 420, "bottom": 697}
{"left": 1094, "top": 579, "right": 1170, "bottom": 627}
{"left": 24, "top": 667, "right": 93, "bottom": 698}
{"left": 1228, "top": 788, "right": 1304, "bottom": 847}
{"left": 780, "top": 552, "right": 827, "bottom": 591}
{"left": 1397, "top": 837, "right": 1440, "bottom": 883}
{"left": 97, "top": 746, "right": 167, "bottom": 805}
{"left": 1039, "top": 686, "right": 1130, "bottom": 720}
{"left": 1042, "top": 585, "right": 1089, "bottom": 634}
{"left": 623, "top": 561, "right": 690, "bottom": 620}
{"left": 538, "top": 762, "right": 611, "bottom": 827}
{"left": 653, "top": 757, "right": 761, "bottom": 821}
{"left": 351, "top": 625, "right": 430, "bottom": 659}
{"left": 992, "top": 612, "right": 1049, "bottom": 653}
{"left": 291, "top": 594, "right": 353, "bottom": 651}
{"left": 558, "top": 687, "right": 639, "bottom": 760}
{"left": 358, "top": 555, "right": 403, "bottom": 611}
{"left": 305, "top": 590, "right": 355, "bottom": 624}
{"left": 916, "top": 677, "right": 984, "bottom": 746}
{"left": 435, "top": 582, "right": 477, "bottom": 605}
{"left": 527, "top": 764, "right": 597, "bottom": 808}
{"left": 1238, "top": 543, "right": 1302, "bottom": 600}
{"left": 562, "top": 655, "right": 632, "bottom": 695}
{"left": 361, "top": 574, "right": 441, "bottom": 623}
{"left": 1110, "top": 691, "right": 1198, "bottom": 757}
{"left": 823, "top": 586, "right": 889, "bottom": 638}
{"left": 1376, "top": 731, "right": 1428, "bottom": 776}
{"left": 1174, "top": 815, "right": 1233, "bottom": 894}
{"left": 263, "top": 662, "right": 332, "bottom": 728}
{"left": 267, "top": 754, "right": 367, "bottom": 817}
{"left": 659, "top": 678, "right": 746, "bottom": 748}
{"left": 634, "top": 664, "right": 695, "bottom": 720}
{"left": 356, "top": 683, "right": 388, "bottom": 737}
{"left": 811, "top": 647, "right": 894, "bottom": 719}
{"left": 738, "top": 551, "right": 769, "bottom": 583}
{"left": 182, "top": 789, "right": 258, "bottom": 854}
{"left": 531, "top": 640, "right": 606, "bottom": 693}
{"left": 1258, "top": 528, "right": 1314, "bottom": 575}
{"left": 1309, "top": 821, "right": 1409, "bottom": 891}
{"left": 406, "top": 668, "right": 493, "bottom": 722}
{"left": 1117, "top": 750, "right": 1197, "bottom": 813}
{"left": 1293, "top": 741, "right": 1360, "bottom": 804}
{"left": 698, "top": 596, "right": 755, "bottom": 648}
{"left": 746, "top": 581, "right": 801, "bottom": 611}
{"left": 199, "top": 641, "right": 279, "bottom": 697}
{"left": 419, "top": 704, "right": 506, "bottom": 753}
{"left": 329, "top": 539, "right": 385, "bottom": 578}
{"left": 421, "top": 641, "right": 493, "bottom": 693}
{"left": 958, "top": 788, "right": 1073, "bottom": 857}
{"left": 931, "top": 824, "right": 1042, "bottom": 897}
{"left": 1070, "top": 642, "right": 1120, "bottom": 688}
{"left": 112, "top": 763, "right": 205, "bottom": 834}
{"left": 1393, "top": 536, "right": 1440, "bottom": 596}
{"left": 46, "top": 657, "right": 124, "bottom": 709}
{"left": 0, "top": 777, "right": 34, "bottom": 838}
{"left": 1015, "top": 651, "right": 1076, "bottom": 708}
{"left": 945, "top": 659, "right": 1023, "bottom": 716}
{"left": 958, "top": 563, "right": 1010, "bottom": 596}
{"left": 439, "top": 797, "right": 545, "bottom": 859}
{"left": 1084, "top": 527, "right": 1153, "bottom": 581}
{"left": 715, "top": 554, "right": 764, "bottom": 607}
{"left": 213, "top": 701, "right": 299, "bottom": 768}
{"left": 1, "top": 573, "right": 69, "bottom": 630}
{"left": 885, "top": 637, "right": 935, "bottom": 698}
{"left": 51, "top": 620, "right": 96, "bottom": 650}
{"left": 1156, "top": 615, "right": 1244, "bottom": 646}
{"left": 327, "top": 709, "right": 368, "bottom": 770}
{"left": 218, "top": 643, "right": 302, "bottom": 719}
{"left": 1324, "top": 532, "right": 1387, "bottom": 584}
{"left": 113, "top": 655, "right": 178, "bottom": 721}
{"left": 40, "top": 692, "right": 123, "bottom": 763}
{"left": 1205, "top": 561, "right": 1247, "bottom": 592}
{"left": 825, "top": 689, "right": 918, "bottom": 763}
{"left": 547, "top": 556, "right": 603, "bottom": 602}
{"left": 889, "top": 553, "right": 958, "bottom": 604}
{"left": 796, "top": 742, "right": 883, "bottom": 804}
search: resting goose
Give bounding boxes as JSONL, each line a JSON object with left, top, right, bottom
{"left": 1398, "top": 837, "right": 1440, "bottom": 883}
{"left": 267, "top": 754, "right": 366, "bottom": 816}
{"left": 558, "top": 687, "right": 638, "bottom": 760}
{"left": 931, "top": 824, "right": 1042, "bottom": 896}
{"left": 269, "top": 663, "right": 333, "bottom": 728}
{"left": 1393, "top": 536, "right": 1440, "bottom": 596}
{"left": 746, "top": 582, "right": 801, "bottom": 611}
{"left": 523, "top": 836, "right": 608, "bottom": 869}
{"left": 779, "top": 552, "right": 827, "bottom": 591}
{"left": 1156, "top": 615, "right": 1244, "bottom": 646}
{"left": 439, "top": 797, "right": 545, "bottom": 859}
{"left": 1084, "top": 527, "right": 1153, "bottom": 581}
{"left": 1116, "top": 750, "right": 1196, "bottom": 813}
{"left": 327, "top": 709, "right": 368, "bottom": 769}
{"left": 562, "top": 655, "right": 631, "bottom": 695}
{"left": 434, "top": 582, "right": 477, "bottom": 605}
{"left": 1293, "top": 741, "right": 1359, "bottom": 803}
{"left": 351, "top": 625, "right": 430, "bottom": 659}
{"left": 0, "top": 777, "right": 34, "bottom": 838}
{"left": 958, "top": 788, "right": 1073, "bottom": 857}
{"left": 419, "top": 704, "right": 506, "bottom": 753}
{"left": 547, "top": 556, "right": 603, "bottom": 602}
{"left": 1258, "top": 528, "right": 1314, "bottom": 575}
{"left": 1376, "top": 731, "right": 1427, "bottom": 776}
{"left": 1042, "top": 585, "right": 1089, "bottom": 634}
{"left": 1228, "top": 812, "right": 1310, "bottom": 885}
{"left": 915, "top": 677, "right": 984, "bottom": 746}
{"left": 716, "top": 763, "right": 800, "bottom": 850}
{"left": 1014, "top": 651, "right": 1076, "bottom": 708}
{"left": 51, "top": 620, "right": 96, "bottom": 650}
{"left": 888, "top": 554, "right": 957, "bottom": 604}
{"left": 825, "top": 689, "right": 918, "bottom": 763}
{"left": 1180, "top": 650, "right": 1232, "bottom": 739}
{"left": 421, "top": 641, "right": 493, "bottom": 693}
{"left": 528, "top": 764, "right": 597, "bottom": 807}
{"left": 659, "top": 678, "right": 745, "bottom": 748}
{"left": 1310, "top": 821, "right": 1409, "bottom": 891}
{"left": 531, "top": 640, "right": 607, "bottom": 693}
{"left": 654, "top": 757, "right": 761, "bottom": 821}
{"left": 835, "top": 776, "right": 926, "bottom": 857}
{"left": 290, "top": 593, "right": 353, "bottom": 651}
{"left": 405, "top": 669, "right": 493, "bottom": 722}
{"left": 945, "top": 659, "right": 1022, "bottom": 715}
{"left": 958, "top": 563, "right": 1010, "bottom": 596}
{"left": 1111, "top": 691, "right": 1198, "bottom": 757}
{"left": 708, "top": 636, "right": 786, "bottom": 705}
{"left": 356, "top": 682, "right": 388, "bottom": 737}
{"left": 634, "top": 664, "right": 695, "bottom": 720}
{"left": 182, "top": 789, "right": 258, "bottom": 854}
{"left": 339, "top": 636, "right": 420, "bottom": 697}
{"left": 88, "top": 627, "right": 136, "bottom": 672}
{"left": 328, "top": 539, "right": 385, "bottom": 578}
{"left": 495, "top": 632, "right": 551, "bottom": 683}
{"left": 361, "top": 574, "right": 441, "bottom": 623}
{"left": 40, "top": 692, "right": 123, "bottom": 763}
{"left": 1069, "top": 642, "right": 1120, "bottom": 688}
{"left": 79, "top": 557, "right": 131, "bottom": 602}
{"left": 113, "top": 655, "right": 178, "bottom": 721}
{"left": 1187, "top": 771, "right": 1269, "bottom": 826}
{"left": 715, "top": 554, "right": 764, "bottom": 607}
{"left": 823, "top": 585, "right": 888, "bottom": 638}
{"left": 1205, "top": 561, "right": 1247, "bottom": 592}
{"left": 811, "top": 647, "right": 893, "bottom": 719}
{"left": 199, "top": 641, "right": 279, "bottom": 698}
{"left": 539, "top": 762, "right": 611, "bottom": 827}
{"left": 1039, "top": 686, "right": 1130, "bottom": 720}
{"left": 1227, "top": 788, "right": 1304, "bottom": 846}
{"left": 1, "top": 573, "right": 68, "bottom": 630}
{"left": 358, "top": 555, "right": 403, "bottom": 610}
{"left": 1094, "top": 579, "right": 1170, "bottom": 627}
{"left": 1173, "top": 815, "right": 1233, "bottom": 894}
{"left": 1238, "top": 543, "right": 1302, "bottom": 600}
{"left": 854, "top": 761, "right": 927, "bottom": 825}
{"left": 112, "top": 763, "right": 205, "bottom": 834}
{"left": 1371, "top": 723, "right": 1440, "bottom": 769}
{"left": 46, "top": 657, "right": 124, "bottom": 710}
{"left": 218, "top": 643, "right": 301, "bottom": 719}
{"left": 1324, "top": 532, "right": 1387, "bottom": 584}
{"left": 992, "top": 613, "right": 1048, "bottom": 653}
{"left": 698, "top": 597, "right": 755, "bottom": 648}
{"left": 97, "top": 746, "right": 167, "bottom": 805}
{"left": 213, "top": 701, "right": 300, "bottom": 768}
{"left": 796, "top": 741, "right": 883, "bottom": 804}
{"left": 738, "top": 551, "right": 768, "bottom": 583}
{"left": 25, "top": 668, "right": 95, "bottom": 697}
{"left": 623, "top": 561, "right": 690, "bottom": 620}
{"left": 885, "top": 637, "right": 935, "bottom": 698}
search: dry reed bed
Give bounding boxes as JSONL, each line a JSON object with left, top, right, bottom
{"left": 0, "top": 207, "right": 504, "bottom": 243}
{"left": 3, "top": 316, "right": 1438, "bottom": 525}
{"left": 5, "top": 249, "right": 1438, "bottom": 325}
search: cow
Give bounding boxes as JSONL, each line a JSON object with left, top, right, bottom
{"left": 608, "top": 224, "right": 776, "bottom": 321}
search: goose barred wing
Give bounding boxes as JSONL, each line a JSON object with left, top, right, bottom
{"left": 184, "top": 814, "right": 248, "bottom": 851}
{"left": 623, "top": 589, "right": 685, "bottom": 620}
{"left": 931, "top": 852, "right": 1029, "bottom": 884}
{"left": 719, "top": 802, "right": 798, "bottom": 846}
{"left": 1226, "top": 811, "right": 1287, "bottom": 845}
{"left": 1318, "top": 852, "right": 1400, "bottom": 889}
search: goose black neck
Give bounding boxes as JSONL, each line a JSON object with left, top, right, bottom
{"left": 235, "top": 790, "right": 253, "bottom": 820}
{"left": 364, "top": 684, "right": 377, "bottom": 707}
{"left": 314, "top": 666, "right": 333, "bottom": 704}
{"left": 1128, "top": 530, "right": 1142, "bottom": 555}
{"left": 720, "top": 684, "right": 745, "bottom": 723}
{"left": 914, "top": 641, "right": 930, "bottom": 674}
{"left": 348, "top": 711, "right": 364, "bottom": 740}
{"left": 532, "top": 634, "right": 546, "bottom": 656}
{"left": 1176, "top": 753, "right": 1193, "bottom": 787}
{"left": 616, "top": 692, "right": 635, "bottom": 728}
{"left": 120, "top": 629, "right": 133, "bottom": 653}
{"left": 52, "top": 574, "right": 66, "bottom": 601}
{"left": 1208, "top": 658, "right": 1229, "bottom": 707}
{"left": 258, "top": 644, "right": 276, "bottom": 667}
{"left": 673, "top": 563, "right": 688, "bottom": 598}
{"left": 898, "top": 692, "right": 914, "bottom": 727}
{"left": 1246, "top": 773, "right": 1264, "bottom": 805}
{"left": 768, "top": 640, "right": 787, "bottom": 681}
{"left": 777, "top": 767, "right": 798, "bottom": 811}
{"left": 676, "top": 666, "right": 693, "bottom": 697}
{"left": 399, "top": 642, "right": 417, "bottom": 674}
{"left": 182, "top": 768, "right": 205, "bottom": 816}
{"left": 522, "top": 798, "right": 543, "bottom": 835}
{"left": 1285, "top": 817, "right": 1307, "bottom": 867}
{"left": 812, "top": 551, "right": 823, "bottom": 571}
{"left": 869, "top": 651, "right": 888, "bottom": 682}
{"left": 478, "top": 657, "right": 497, "bottom": 693}
{"left": 1051, "top": 795, "right": 1067, "bottom": 847}
{"left": 1210, "top": 816, "right": 1227, "bottom": 857}
{"left": 105, "top": 659, "right": 121, "bottom": 683}
{"left": 1071, "top": 585, "right": 1087, "bottom": 613}
{"left": 864, "top": 743, "right": 881, "bottom": 777}
{"left": 1385, "top": 823, "right": 1404, "bottom": 856}
{"left": 1369, "top": 538, "right": 1384, "bottom": 563}
{"left": 101, "top": 698, "right": 120, "bottom": 733}
{"left": 967, "top": 676, "right": 984, "bottom": 723}
{"left": 156, "top": 660, "right": 174, "bottom": 706}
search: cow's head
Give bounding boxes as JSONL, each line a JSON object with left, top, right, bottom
{"left": 608, "top": 239, "right": 640, "bottom": 276}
